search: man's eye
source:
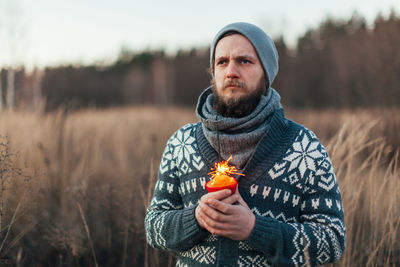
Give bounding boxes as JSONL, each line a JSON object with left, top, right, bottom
{"left": 217, "top": 60, "right": 226, "bottom": 65}
{"left": 241, "top": 59, "right": 250, "bottom": 64}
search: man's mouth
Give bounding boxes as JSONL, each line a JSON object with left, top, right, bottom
{"left": 224, "top": 80, "right": 246, "bottom": 90}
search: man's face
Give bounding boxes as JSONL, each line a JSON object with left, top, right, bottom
{"left": 212, "top": 33, "right": 267, "bottom": 117}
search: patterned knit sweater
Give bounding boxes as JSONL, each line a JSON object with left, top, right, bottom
{"left": 145, "top": 110, "right": 346, "bottom": 267}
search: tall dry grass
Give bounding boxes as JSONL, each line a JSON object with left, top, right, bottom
{"left": 0, "top": 106, "right": 398, "bottom": 266}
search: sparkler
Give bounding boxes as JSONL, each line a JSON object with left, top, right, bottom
{"left": 205, "top": 155, "right": 244, "bottom": 194}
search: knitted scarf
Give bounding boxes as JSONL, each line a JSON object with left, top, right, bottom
{"left": 196, "top": 87, "right": 282, "bottom": 169}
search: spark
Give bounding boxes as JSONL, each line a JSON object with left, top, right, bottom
{"left": 208, "top": 155, "right": 245, "bottom": 179}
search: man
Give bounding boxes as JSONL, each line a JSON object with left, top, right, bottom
{"left": 145, "top": 22, "right": 346, "bottom": 266}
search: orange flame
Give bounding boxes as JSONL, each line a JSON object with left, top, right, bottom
{"left": 208, "top": 155, "right": 245, "bottom": 179}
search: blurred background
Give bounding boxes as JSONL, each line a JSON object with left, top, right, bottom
{"left": 1, "top": 0, "right": 399, "bottom": 110}
{"left": 0, "top": 0, "right": 399, "bottom": 266}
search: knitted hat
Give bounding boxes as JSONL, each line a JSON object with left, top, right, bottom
{"left": 210, "top": 22, "right": 279, "bottom": 87}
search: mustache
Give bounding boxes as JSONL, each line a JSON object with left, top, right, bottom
{"left": 223, "top": 80, "right": 246, "bottom": 89}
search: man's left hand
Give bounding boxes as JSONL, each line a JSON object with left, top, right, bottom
{"left": 196, "top": 186, "right": 255, "bottom": 240}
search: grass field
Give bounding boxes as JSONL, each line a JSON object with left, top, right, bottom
{"left": 0, "top": 106, "right": 399, "bottom": 266}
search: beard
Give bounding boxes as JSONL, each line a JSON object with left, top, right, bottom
{"left": 212, "top": 77, "right": 267, "bottom": 118}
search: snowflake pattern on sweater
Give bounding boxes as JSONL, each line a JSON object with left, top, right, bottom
{"left": 145, "top": 112, "right": 346, "bottom": 267}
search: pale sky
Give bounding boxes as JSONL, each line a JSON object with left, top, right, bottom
{"left": 0, "top": 0, "right": 398, "bottom": 69}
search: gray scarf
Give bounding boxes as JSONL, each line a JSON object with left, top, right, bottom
{"left": 196, "top": 87, "right": 282, "bottom": 169}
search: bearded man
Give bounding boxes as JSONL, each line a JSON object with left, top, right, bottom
{"left": 145, "top": 22, "right": 346, "bottom": 267}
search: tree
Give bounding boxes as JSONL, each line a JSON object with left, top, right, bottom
{"left": 0, "top": 0, "right": 26, "bottom": 110}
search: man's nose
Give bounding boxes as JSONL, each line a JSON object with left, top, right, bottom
{"left": 226, "top": 62, "right": 239, "bottom": 79}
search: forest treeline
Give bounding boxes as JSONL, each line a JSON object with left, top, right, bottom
{"left": 2, "top": 12, "right": 400, "bottom": 110}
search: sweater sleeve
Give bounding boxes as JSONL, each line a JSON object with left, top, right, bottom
{"left": 245, "top": 137, "right": 346, "bottom": 266}
{"left": 145, "top": 129, "right": 209, "bottom": 253}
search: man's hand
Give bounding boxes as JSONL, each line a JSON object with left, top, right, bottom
{"left": 195, "top": 186, "right": 255, "bottom": 240}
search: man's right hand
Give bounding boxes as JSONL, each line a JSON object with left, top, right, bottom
{"left": 195, "top": 186, "right": 256, "bottom": 240}
{"left": 195, "top": 189, "right": 239, "bottom": 229}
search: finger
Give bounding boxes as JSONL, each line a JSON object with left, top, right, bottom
{"left": 231, "top": 187, "right": 250, "bottom": 209}
{"left": 195, "top": 205, "right": 206, "bottom": 228}
{"left": 236, "top": 195, "right": 250, "bottom": 209}
{"left": 200, "top": 201, "right": 231, "bottom": 222}
{"left": 208, "top": 199, "right": 235, "bottom": 214}
{"left": 202, "top": 217, "right": 229, "bottom": 231}
{"left": 220, "top": 194, "right": 240, "bottom": 205}
{"left": 200, "top": 214, "right": 235, "bottom": 232}
{"left": 203, "top": 189, "right": 232, "bottom": 202}
{"left": 196, "top": 203, "right": 212, "bottom": 228}
{"left": 197, "top": 205, "right": 229, "bottom": 232}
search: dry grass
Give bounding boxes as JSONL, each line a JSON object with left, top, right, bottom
{"left": 0, "top": 106, "right": 398, "bottom": 266}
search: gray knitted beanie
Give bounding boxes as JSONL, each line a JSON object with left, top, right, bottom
{"left": 210, "top": 22, "right": 279, "bottom": 87}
